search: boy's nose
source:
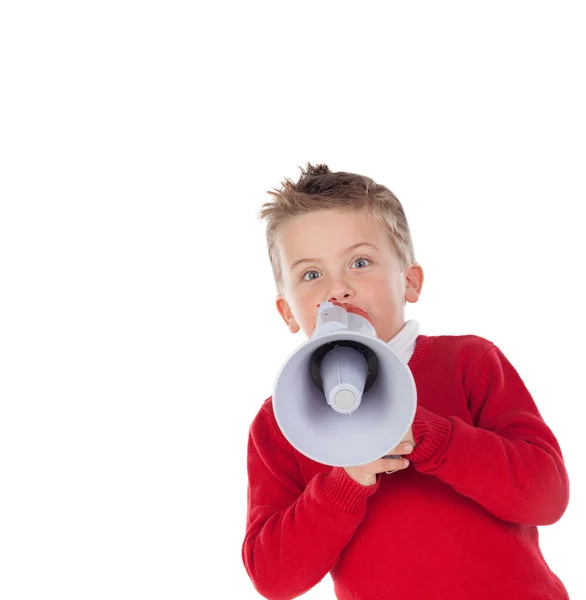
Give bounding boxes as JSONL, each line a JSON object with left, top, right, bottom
{"left": 328, "top": 289, "right": 354, "bottom": 302}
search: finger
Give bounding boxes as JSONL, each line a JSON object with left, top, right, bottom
{"left": 371, "top": 456, "right": 409, "bottom": 475}
{"left": 382, "top": 442, "right": 414, "bottom": 459}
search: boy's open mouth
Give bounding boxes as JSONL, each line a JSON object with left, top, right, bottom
{"left": 325, "top": 298, "right": 374, "bottom": 326}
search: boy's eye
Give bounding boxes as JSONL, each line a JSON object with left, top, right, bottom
{"left": 352, "top": 257, "right": 371, "bottom": 269}
{"left": 302, "top": 270, "right": 321, "bottom": 281}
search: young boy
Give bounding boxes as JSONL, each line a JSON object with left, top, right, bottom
{"left": 241, "top": 163, "right": 570, "bottom": 599}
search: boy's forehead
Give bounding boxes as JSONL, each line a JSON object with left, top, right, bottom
{"left": 276, "top": 208, "right": 393, "bottom": 266}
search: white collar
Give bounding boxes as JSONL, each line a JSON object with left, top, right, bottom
{"left": 387, "top": 320, "right": 420, "bottom": 364}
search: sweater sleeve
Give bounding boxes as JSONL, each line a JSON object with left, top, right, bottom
{"left": 241, "top": 402, "right": 380, "bottom": 600}
{"left": 407, "top": 344, "right": 570, "bottom": 526}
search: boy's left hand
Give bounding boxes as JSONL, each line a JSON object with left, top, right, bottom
{"left": 403, "top": 426, "right": 415, "bottom": 446}
{"left": 383, "top": 426, "right": 415, "bottom": 460}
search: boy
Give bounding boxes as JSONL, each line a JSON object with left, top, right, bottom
{"left": 242, "top": 163, "right": 570, "bottom": 599}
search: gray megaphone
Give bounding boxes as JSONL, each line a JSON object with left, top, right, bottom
{"left": 273, "top": 300, "right": 416, "bottom": 467}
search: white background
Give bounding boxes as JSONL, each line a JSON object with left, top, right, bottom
{"left": 1, "top": 1, "right": 584, "bottom": 598}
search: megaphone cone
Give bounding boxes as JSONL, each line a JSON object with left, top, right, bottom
{"left": 273, "top": 301, "right": 417, "bottom": 467}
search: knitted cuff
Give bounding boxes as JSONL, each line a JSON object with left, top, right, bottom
{"left": 320, "top": 467, "right": 380, "bottom": 512}
{"left": 409, "top": 405, "right": 453, "bottom": 466}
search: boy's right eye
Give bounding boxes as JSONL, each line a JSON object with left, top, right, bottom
{"left": 303, "top": 271, "right": 321, "bottom": 281}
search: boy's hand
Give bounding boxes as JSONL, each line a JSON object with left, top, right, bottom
{"left": 343, "top": 441, "right": 414, "bottom": 487}
{"left": 402, "top": 426, "right": 415, "bottom": 446}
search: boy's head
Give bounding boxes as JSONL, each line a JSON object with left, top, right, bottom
{"left": 259, "top": 163, "right": 424, "bottom": 344}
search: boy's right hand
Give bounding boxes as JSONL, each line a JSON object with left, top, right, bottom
{"left": 343, "top": 442, "right": 413, "bottom": 487}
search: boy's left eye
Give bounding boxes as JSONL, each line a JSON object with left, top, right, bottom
{"left": 352, "top": 257, "right": 371, "bottom": 269}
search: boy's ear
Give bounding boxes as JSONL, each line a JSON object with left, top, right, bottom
{"left": 404, "top": 262, "right": 424, "bottom": 304}
{"left": 276, "top": 295, "right": 300, "bottom": 333}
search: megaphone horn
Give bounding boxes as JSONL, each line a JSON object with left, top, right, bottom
{"left": 273, "top": 300, "right": 417, "bottom": 467}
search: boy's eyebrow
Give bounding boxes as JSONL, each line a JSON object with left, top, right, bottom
{"left": 289, "top": 242, "right": 378, "bottom": 270}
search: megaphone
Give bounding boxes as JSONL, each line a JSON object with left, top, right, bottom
{"left": 273, "top": 300, "right": 417, "bottom": 467}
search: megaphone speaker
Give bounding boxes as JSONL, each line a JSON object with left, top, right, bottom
{"left": 273, "top": 300, "right": 417, "bottom": 467}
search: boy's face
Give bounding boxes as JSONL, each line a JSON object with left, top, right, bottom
{"left": 275, "top": 208, "right": 424, "bottom": 343}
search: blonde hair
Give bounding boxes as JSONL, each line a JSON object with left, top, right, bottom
{"left": 258, "top": 163, "right": 416, "bottom": 290}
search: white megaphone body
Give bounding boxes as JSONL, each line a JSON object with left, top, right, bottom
{"left": 273, "top": 300, "right": 417, "bottom": 467}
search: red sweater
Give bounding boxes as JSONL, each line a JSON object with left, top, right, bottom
{"left": 242, "top": 334, "right": 570, "bottom": 599}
